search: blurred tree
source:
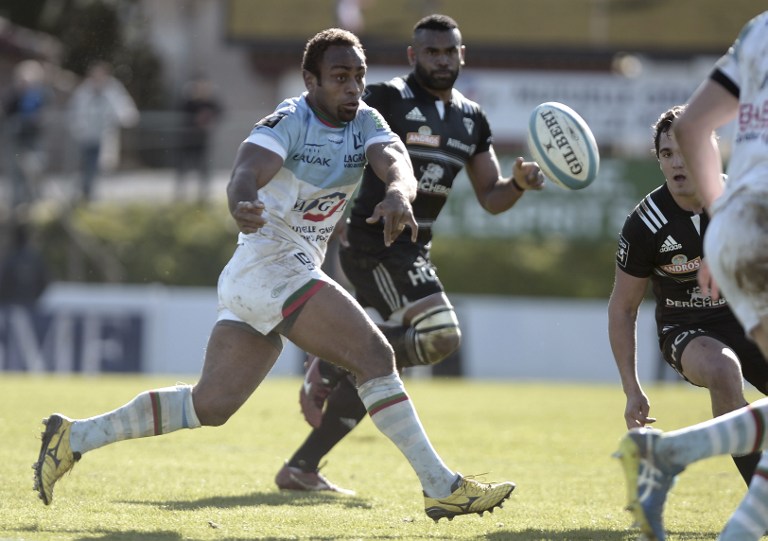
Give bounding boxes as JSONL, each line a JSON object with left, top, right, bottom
{"left": 2, "top": 0, "right": 167, "bottom": 110}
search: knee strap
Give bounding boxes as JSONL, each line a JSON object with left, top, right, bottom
{"left": 404, "top": 305, "right": 461, "bottom": 366}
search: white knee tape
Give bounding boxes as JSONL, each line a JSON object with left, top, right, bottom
{"left": 410, "top": 306, "right": 461, "bottom": 365}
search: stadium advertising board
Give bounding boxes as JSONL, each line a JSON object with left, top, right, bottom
{"left": 0, "top": 308, "right": 142, "bottom": 373}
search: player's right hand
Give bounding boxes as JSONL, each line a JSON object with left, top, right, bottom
{"left": 367, "top": 189, "right": 418, "bottom": 246}
{"left": 232, "top": 200, "right": 267, "bottom": 234}
{"left": 624, "top": 393, "right": 656, "bottom": 429}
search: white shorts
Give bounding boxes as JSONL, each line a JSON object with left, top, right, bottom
{"left": 705, "top": 185, "right": 768, "bottom": 334}
{"left": 217, "top": 236, "right": 330, "bottom": 336}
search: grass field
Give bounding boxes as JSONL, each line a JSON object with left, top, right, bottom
{"left": 0, "top": 374, "right": 761, "bottom": 540}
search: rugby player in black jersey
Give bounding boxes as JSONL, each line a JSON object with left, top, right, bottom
{"left": 275, "top": 14, "right": 544, "bottom": 493}
{"left": 608, "top": 105, "right": 768, "bottom": 485}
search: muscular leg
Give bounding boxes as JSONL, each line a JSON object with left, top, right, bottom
{"left": 69, "top": 322, "right": 282, "bottom": 455}
{"left": 680, "top": 336, "right": 760, "bottom": 484}
{"left": 285, "top": 283, "right": 457, "bottom": 497}
{"left": 287, "top": 294, "right": 459, "bottom": 477}
{"left": 656, "top": 397, "right": 768, "bottom": 467}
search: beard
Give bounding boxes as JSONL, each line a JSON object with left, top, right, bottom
{"left": 414, "top": 62, "right": 459, "bottom": 91}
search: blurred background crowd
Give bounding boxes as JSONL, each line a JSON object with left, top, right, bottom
{"left": 0, "top": 0, "right": 763, "bottom": 378}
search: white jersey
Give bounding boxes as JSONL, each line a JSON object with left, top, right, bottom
{"left": 714, "top": 10, "right": 768, "bottom": 196}
{"left": 241, "top": 93, "right": 398, "bottom": 266}
{"left": 216, "top": 93, "right": 400, "bottom": 334}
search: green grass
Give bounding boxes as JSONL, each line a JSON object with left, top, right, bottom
{"left": 0, "top": 375, "right": 761, "bottom": 540}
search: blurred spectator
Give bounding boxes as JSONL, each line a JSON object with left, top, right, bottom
{"left": 68, "top": 61, "right": 139, "bottom": 202}
{"left": 0, "top": 222, "right": 49, "bottom": 308}
{"left": 175, "top": 74, "right": 222, "bottom": 203}
{"left": 336, "top": 0, "right": 366, "bottom": 32}
{"left": 2, "top": 60, "right": 53, "bottom": 209}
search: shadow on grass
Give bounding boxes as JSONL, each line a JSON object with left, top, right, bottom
{"left": 10, "top": 524, "right": 721, "bottom": 541}
{"left": 120, "top": 489, "right": 373, "bottom": 511}
{"left": 486, "top": 528, "right": 721, "bottom": 540}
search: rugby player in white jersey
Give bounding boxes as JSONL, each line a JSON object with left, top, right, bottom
{"left": 33, "top": 28, "right": 517, "bottom": 523}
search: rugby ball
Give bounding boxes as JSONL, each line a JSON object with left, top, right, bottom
{"left": 527, "top": 102, "right": 599, "bottom": 190}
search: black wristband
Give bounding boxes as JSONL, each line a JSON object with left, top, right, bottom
{"left": 512, "top": 178, "right": 525, "bottom": 192}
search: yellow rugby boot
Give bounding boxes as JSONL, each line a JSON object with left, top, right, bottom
{"left": 33, "top": 414, "right": 81, "bottom": 505}
{"left": 424, "top": 474, "right": 515, "bottom": 522}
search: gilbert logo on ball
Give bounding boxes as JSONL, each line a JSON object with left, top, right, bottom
{"left": 527, "top": 102, "right": 599, "bottom": 190}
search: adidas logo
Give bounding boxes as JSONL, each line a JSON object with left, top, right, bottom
{"left": 406, "top": 107, "right": 427, "bottom": 122}
{"left": 659, "top": 235, "right": 682, "bottom": 253}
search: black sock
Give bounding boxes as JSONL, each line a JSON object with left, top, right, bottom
{"left": 732, "top": 451, "right": 761, "bottom": 486}
{"left": 317, "top": 358, "right": 348, "bottom": 387}
{"left": 288, "top": 375, "right": 367, "bottom": 472}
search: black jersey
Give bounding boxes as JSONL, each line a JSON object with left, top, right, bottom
{"left": 348, "top": 73, "right": 492, "bottom": 247}
{"left": 617, "top": 183, "right": 733, "bottom": 333}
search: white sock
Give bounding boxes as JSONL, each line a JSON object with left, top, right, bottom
{"left": 658, "top": 397, "right": 768, "bottom": 467}
{"left": 357, "top": 373, "right": 456, "bottom": 497}
{"left": 69, "top": 384, "right": 201, "bottom": 454}
{"left": 719, "top": 454, "right": 768, "bottom": 541}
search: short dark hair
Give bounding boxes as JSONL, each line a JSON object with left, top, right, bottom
{"left": 302, "top": 28, "right": 364, "bottom": 80}
{"left": 413, "top": 14, "right": 459, "bottom": 34}
{"left": 652, "top": 104, "right": 686, "bottom": 157}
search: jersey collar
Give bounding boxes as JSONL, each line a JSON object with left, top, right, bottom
{"left": 306, "top": 97, "right": 347, "bottom": 128}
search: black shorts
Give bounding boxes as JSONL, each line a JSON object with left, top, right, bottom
{"left": 339, "top": 226, "right": 444, "bottom": 320}
{"left": 660, "top": 319, "right": 768, "bottom": 394}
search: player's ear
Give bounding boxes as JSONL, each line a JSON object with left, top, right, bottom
{"left": 459, "top": 45, "right": 466, "bottom": 66}
{"left": 407, "top": 46, "right": 416, "bottom": 66}
{"left": 303, "top": 69, "right": 318, "bottom": 91}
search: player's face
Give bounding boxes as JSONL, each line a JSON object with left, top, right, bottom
{"left": 410, "top": 28, "right": 464, "bottom": 91}
{"left": 658, "top": 129, "right": 698, "bottom": 199}
{"left": 305, "top": 45, "right": 366, "bottom": 124}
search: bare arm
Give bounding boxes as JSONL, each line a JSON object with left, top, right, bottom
{"left": 465, "top": 147, "right": 544, "bottom": 215}
{"left": 673, "top": 79, "right": 738, "bottom": 211}
{"left": 608, "top": 267, "right": 656, "bottom": 429}
{"left": 226, "top": 142, "right": 284, "bottom": 234}
{"left": 365, "top": 140, "right": 419, "bottom": 246}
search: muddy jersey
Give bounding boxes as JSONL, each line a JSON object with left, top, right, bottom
{"left": 711, "top": 10, "right": 768, "bottom": 200}
{"left": 616, "top": 183, "right": 734, "bottom": 333}
{"left": 242, "top": 93, "right": 398, "bottom": 265}
{"left": 348, "top": 73, "right": 492, "bottom": 247}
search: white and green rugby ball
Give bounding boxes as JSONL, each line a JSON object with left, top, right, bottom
{"left": 527, "top": 101, "right": 599, "bottom": 190}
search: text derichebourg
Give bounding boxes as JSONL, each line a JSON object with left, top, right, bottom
{"left": 665, "top": 297, "right": 728, "bottom": 308}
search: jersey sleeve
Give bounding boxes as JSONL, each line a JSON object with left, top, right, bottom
{"left": 616, "top": 211, "right": 655, "bottom": 278}
{"left": 244, "top": 100, "right": 299, "bottom": 160}
{"left": 475, "top": 108, "right": 493, "bottom": 155}
{"left": 358, "top": 104, "right": 400, "bottom": 150}
{"left": 710, "top": 12, "right": 766, "bottom": 99}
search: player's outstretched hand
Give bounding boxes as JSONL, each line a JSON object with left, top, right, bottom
{"left": 513, "top": 157, "right": 545, "bottom": 190}
{"left": 367, "top": 189, "right": 418, "bottom": 246}
{"left": 232, "top": 200, "right": 267, "bottom": 234}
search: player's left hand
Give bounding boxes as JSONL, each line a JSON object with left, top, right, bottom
{"left": 367, "top": 189, "right": 418, "bottom": 246}
{"left": 512, "top": 157, "right": 545, "bottom": 191}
